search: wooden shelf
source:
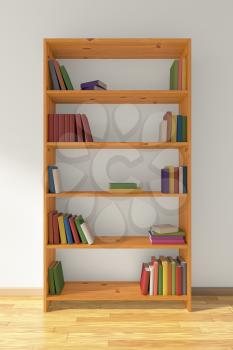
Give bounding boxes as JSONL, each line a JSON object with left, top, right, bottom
{"left": 47, "top": 90, "right": 188, "bottom": 104}
{"left": 47, "top": 191, "right": 187, "bottom": 198}
{"left": 46, "top": 236, "right": 187, "bottom": 249}
{"left": 47, "top": 141, "right": 188, "bottom": 149}
{"left": 46, "top": 281, "right": 188, "bottom": 301}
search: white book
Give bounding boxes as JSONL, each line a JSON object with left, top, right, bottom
{"left": 179, "top": 166, "right": 183, "bottom": 193}
{"left": 52, "top": 168, "right": 62, "bottom": 193}
{"left": 150, "top": 224, "right": 178, "bottom": 234}
{"left": 149, "top": 265, "right": 154, "bottom": 296}
{"left": 80, "top": 222, "right": 94, "bottom": 244}
{"left": 159, "top": 120, "right": 167, "bottom": 142}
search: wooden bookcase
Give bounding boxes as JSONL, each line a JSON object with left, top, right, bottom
{"left": 44, "top": 38, "right": 191, "bottom": 311}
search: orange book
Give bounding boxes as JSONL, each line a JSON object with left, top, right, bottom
{"left": 151, "top": 256, "right": 159, "bottom": 296}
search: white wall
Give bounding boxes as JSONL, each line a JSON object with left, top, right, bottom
{"left": 0, "top": 0, "right": 233, "bottom": 287}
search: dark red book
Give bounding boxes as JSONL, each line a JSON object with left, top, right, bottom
{"left": 48, "top": 114, "right": 54, "bottom": 142}
{"left": 54, "top": 115, "right": 59, "bottom": 142}
{"left": 53, "top": 212, "right": 60, "bottom": 244}
{"left": 48, "top": 210, "right": 56, "bottom": 244}
{"left": 140, "top": 263, "right": 150, "bottom": 295}
{"left": 176, "top": 263, "right": 182, "bottom": 295}
{"left": 69, "top": 114, "right": 75, "bottom": 142}
{"left": 58, "top": 114, "right": 65, "bottom": 142}
{"left": 174, "top": 167, "right": 179, "bottom": 193}
{"left": 81, "top": 114, "right": 93, "bottom": 142}
{"left": 69, "top": 216, "right": 81, "bottom": 243}
{"left": 64, "top": 114, "right": 70, "bottom": 142}
{"left": 75, "top": 114, "right": 84, "bottom": 142}
{"left": 53, "top": 60, "right": 66, "bottom": 90}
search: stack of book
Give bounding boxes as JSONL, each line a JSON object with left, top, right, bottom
{"left": 48, "top": 59, "right": 73, "bottom": 90}
{"left": 161, "top": 165, "right": 187, "bottom": 193}
{"left": 170, "top": 58, "right": 186, "bottom": 90}
{"left": 48, "top": 211, "right": 94, "bottom": 245}
{"left": 48, "top": 113, "right": 93, "bottom": 142}
{"left": 140, "top": 255, "right": 187, "bottom": 296}
{"left": 148, "top": 224, "right": 186, "bottom": 245}
{"left": 108, "top": 182, "right": 142, "bottom": 193}
{"left": 48, "top": 166, "right": 61, "bottom": 194}
{"left": 159, "top": 112, "right": 187, "bottom": 142}
{"left": 48, "top": 261, "right": 64, "bottom": 295}
{"left": 80, "top": 80, "right": 107, "bottom": 90}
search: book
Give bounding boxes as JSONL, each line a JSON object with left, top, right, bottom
{"left": 109, "top": 183, "right": 138, "bottom": 189}
{"left": 176, "top": 261, "right": 182, "bottom": 295}
{"left": 179, "top": 166, "right": 183, "bottom": 194}
{"left": 58, "top": 215, "right": 67, "bottom": 244}
{"left": 174, "top": 167, "right": 179, "bottom": 193}
{"left": 58, "top": 114, "right": 65, "bottom": 142}
{"left": 160, "top": 257, "right": 168, "bottom": 296}
{"left": 108, "top": 188, "right": 143, "bottom": 193}
{"left": 171, "top": 115, "right": 177, "bottom": 142}
{"left": 53, "top": 261, "right": 64, "bottom": 294}
{"left": 80, "top": 222, "right": 94, "bottom": 245}
{"left": 148, "top": 264, "right": 154, "bottom": 296}
{"left": 176, "top": 115, "right": 183, "bottom": 142}
{"left": 149, "top": 234, "right": 185, "bottom": 242}
{"left": 60, "top": 66, "right": 74, "bottom": 90}
{"left": 178, "top": 58, "right": 182, "bottom": 90}
{"left": 166, "top": 166, "right": 175, "bottom": 193}
{"left": 54, "top": 115, "right": 59, "bottom": 142}
{"left": 167, "top": 258, "right": 172, "bottom": 295}
{"left": 150, "top": 224, "right": 179, "bottom": 234}
{"left": 69, "top": 114, "right": 76, "bottom": 142}
{"left": 183, "top": 166, "right": 187, "bottom": 193}
{"left": 149, "top": 235, "right": 185, "bottom": 245}
{"left": 80, "top": 80, "right": 107, "bottom": 90}
{"left": 159, "top": 120, "right": 167, "bottom": 142}
{"left": 170, "top": 60, "right": 179, "bottom": 90}
{"left": 48, "top": 114, "right": 54, "bottom": 142}
{"left": 69, "top": 216, "right": 81, "bottom": 243}
{"left": 48, "top": 261, "right": 56, "bottom": 295}
{"left": 48, "top": 165, "right": 57, "bottom": 193}
{"left": 48, "top": 60, "right": 60, "bottom": 90}
{"left": 52, "top": 168, "right": 61, "bottom": 193}
{"left": 151, "top": 256, "right": 158, "bottom": 296}
{"left": 149, "top": 231, "right": 185, "bottom": 238}
{"left": 158, "top": 261, "right": 163, "bottom": 295}
{"left": 178, "top": 256, "right": 187, "bottom": 295}
{"left": 171, "top": 258, "right": 176, "bottom": 295}
{"left": 182, "top": 116, "right": 187, "bottom": 142}
{"left": 48, "top": 211, "right": 56, "bottom": 244}
{"left": 75, "top": 114, "right": 84, "bottom": 142}
{"left": 64, "top": 114, "right": 70, "bottom": 142}
{"left": 140, "top": 263, "right": 150, "bottom": 295}
{"left": 64, "top": 215, "right": 74, "bottom": 244}
{"left": 161, "top": 168, "right": 169, "bottom": 193}
{"left": 75, "top": 215, "right": 88, "bottom": 244}
{"left": 81, "top": 114, "right": 93, "bottom": 142}
{"left": 82, "top": 85, "right": 105, "bottom": 90}
{"left": 53, "top": 212, "right": 60, "bottom": 244}
{"left": 163, "top": 112, "right": 172, "bottom": 141}
{"left": 53, "top": 60, "right": 66, "bottom": 90}
{"left": 182, "top": 58, "right": 186, "bottom": 90}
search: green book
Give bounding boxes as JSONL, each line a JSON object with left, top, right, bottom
{"left": 182, "top": 116, "right": 187, "bottom": 142}
{"left": 150, "top": 231, "right": 186, "bottom": 237}
{"left": 60, "top": 65, "right": 74, "bottom": 90}
{"left": 109, "top": 183, "right": 138, "bottom": 189}
{"left": 53, "top": 261, "right": 64, "bottom": 295}
{"left": 171, "top": 259, "right": 176, "bottom": 295}
{"left": 170, "top": 60, "right": 179, "bottom": 90}
{"left": 158, "top": 262, "right": 163, "bottom": 295}
{"left": 48, "top": 261, "right": 56, "bottom": 295}
{"left": 75, "top": 215, "right": 88, "bottom": 244}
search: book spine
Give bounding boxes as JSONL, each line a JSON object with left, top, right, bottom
{"left": 48, "top": 60, "right": 60, "bottom": 90}
{"left": 58, "top": 114, "right": 65, "bottom": 142}
{"left": 109, "top": 183, "right": 138, "bottom": 189}
{"left": 48, "top": 211, "right": 54, "bottom": 244}
{"left": 58, "top": 215, "right": 67, "bottom": 244}
{"left": 149, "top": 265, "right": 154, "bottom": 296}
{"left": 52, "top": 169, "right": 61, "bottom": 194}
{"left": 162, "top": 261, "right": 168, "bottom": 296}
{"left": 69, "top": 114, "right": 76, "bottom": 142}
{"left": 140, "top": 264, "right": 150, "bottom": 295}
{"left": 171, "top": 115, "right": 177, "bottom": 142}
{"left": 174, "top": 167, "right": 179, "bottom": 193}
{"left": 153, "top": 261, "right": 158, "bottom": 296}
{"left": 80, "top": 222, "right": 94, "bottom": 244}
{"left": 53, "top": 60, "right": 66, "bottom": 90}
{"left": 53, "top": 213, "right": 60, "bottom": 244}
{"left": 161, "top": 168, "right": 169, "bottom": 193}
{"left": 179, "top": 166, "right": 183, "bottom": 194}
{"left": 60, "top": 66, "right": 74, "bottom": 90}
{"left": 163, "top": 112, "right": 172, "bottom": 141}
{"left": 178, "top": 58, "right": 182, "bottom": 90}
{"left": 182, "top": 58, "right": 186, "bottom": 90}
{"left": 167, "top": 260, "right": 172, "bottom": 295}
{"left": 48, "top": 114, "right": 54, "bottom": 142}
{"left": 181, "top": 260, "right": 187, "bottom": 295}
{"left": 48, "top": 167, "right": 55, "bottom": 193}
{"left": 171, "top": 260, "right": 176, "bottom": 295}
{"left": 167, "top": 166, "right": 174, "bottom": 193}
{"left": 69, "top": 216, "right": 81, "bottom": 244}
{"left": 64, "top": 216, "right": 74, "bottom": 244}
{"left": 173, "top": 60, "right": 179, "bottom": 90}
{"left": 48, "top": 263, "right": 56, "bottom": 295}
{"left": 176, "top": 265, "right": 182, "bottom": 295}
{"left": 183, "top": 166, "right": 188, "bottom": 193}
{"left": 158, "top": 262, "right": 163, "bottom": 295}
{"left": 75, "top": 217, "right": 88, "bottom": 244}
{"left": 75, "top": 114, "right": 84, "bottom": 142}
{"left": 182, "top": 116, "right": 187, "bottom": 142}
{"left": 54, "top": 115, "right": 59, "bottom": 142}
{"left": 81, "top": 114, "right": 93, "bottom": 142}
{"left": 64, "top": 114, "right": 70, "bottom": 142}
{"left": 176, "top": 115, "right": 183, "bottom": 142}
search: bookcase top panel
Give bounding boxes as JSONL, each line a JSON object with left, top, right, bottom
{"left": 45, "top": 38, "right": 190, "bottom": 59}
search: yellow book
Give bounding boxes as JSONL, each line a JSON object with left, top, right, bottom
{"left": 166, "top": 166, "right": 174, "bottom": 193}
{"left": 171, "top": 115, "right": 177, "bottom": 142}
{"left": 58, "top": 214, "right": 67, "bottom": 244}
{"left": 182, "top": 58, "right": 186, "bottom": 90}
{"left": 161, "top": 257, "right": 168, "bottom": 296}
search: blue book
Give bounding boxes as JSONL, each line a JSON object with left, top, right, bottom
{"left": 183, "top": 166, "right": 187, "bottom": 193}
{"left": 48, "top": 166, "right": 57, "bottom": 193}
{"left": 161, "top": 168, "right": 169, "bottom": 193}
{"left": 176, "top": 115, "right": 183, "bottom": 142}
{"left": 64, "top": 215, "right": 74, "bottom": 244}
{"left": 48, "top": 60, "right": 60, "bottom": 90}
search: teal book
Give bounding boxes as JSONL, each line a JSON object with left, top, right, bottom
{"left": 60, "top": 66, "right": 74, "bottom": 90}
{"left": 75, "top": 215, "right": 88, "bottom": 244}
{"left": 176, "top": 115, "right": 183, "bottom": 142}
{"left": 170, "top": 60, "right": 179, "bottom": 90}
{"left": 182, "top": 116, "right": 187, "bottom": 142}
{"left": 64, "top": 215, "right": 74, "bottom": 244}
{"left": 158, "top": 262, "right": 163, "bottom": 295}
{"left": 109, "top": 183, "right": 138, "bottom": 189}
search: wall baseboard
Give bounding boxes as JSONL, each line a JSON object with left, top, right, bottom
{"left": 0, "top": 287, "right": 232, "bottom": 297}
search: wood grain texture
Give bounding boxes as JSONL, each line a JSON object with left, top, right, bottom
{"left": 47, "top": 142, "right": 188, "bottom": 149}
{"left": 0, "top": 296, "right": 232, "bottom": 349}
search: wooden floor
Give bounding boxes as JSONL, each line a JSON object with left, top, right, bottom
{"left": 0, "top": 297, "right": 233, "bottom": 349}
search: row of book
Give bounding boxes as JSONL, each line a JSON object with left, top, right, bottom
{"left": 49, "top": 59, "right": 74, "bottom": 90}
{"left": 48, "top": 114, "right": 93, "bottom": 142}
{"left": 170, "top": 58, "right": 186, "bottom": 90}
{"left": 80, "top": 80, "right": 107, "bottom": 90}
{"left": 140, "top": 255, "right": 187, "bottom": 296}
{"left": 161, "top": 166, "right": 187, "bottom": 193}
{"left": 48, "top": 261, "right": 64, "bottom": 295}
{"left": 48, "top": 211, "right": 94, "bottom": 245}
{"left": 159, "top": 112, "right": 187, "bottom": 142}
{"left": 148, "top": 224, "right": 186, "bottom": 245}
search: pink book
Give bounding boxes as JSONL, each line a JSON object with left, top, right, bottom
{"left": 151, "top": 256, "right": 158, "bottom": 296}
{"left": 75, "top": 114, "right": 84, "bottom": 142}
{"left": 54, "top": 115, "right": 59, "bottom": 142}
{"left": 69, "top": 216, "right": 81, "bottom": 243}
{"left": 58, "top": 114, "right": 65, "bottom": 142}
{"left": 69, "top": 114, "right": 75, "bottom": 142}
{"left": 178, "top": 58, "right": 182, "bottom": 90}
{"left": 64, "top": 114, "right": 70, "bottom": 142}
{"left": 150, "top": 239, "right": 185, "bottom": 244}
{"left": 81, "top": 114, "right": 93, "bottom": 142}
{"left": 48, "top": 114, "right": 54, "bottom": 142}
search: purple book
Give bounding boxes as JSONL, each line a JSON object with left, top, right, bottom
{"left": 161, "top": 168, "right": 169, "bottom": 193}
{"left": 80, "top": 80, "right": 107, "bottom": 90}
{"left": 82, "top": 85, "right": 105, "bottom": 90}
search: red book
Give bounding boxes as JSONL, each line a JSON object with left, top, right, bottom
{"left": 53, "top": 212, "right": 60, "bottom": 244}
{"left": 53, "top": 60, "right": 66, "bottom": 90}
{"left": 75, "top": 114, "right": 84, "bottom": 142}
{"left": 48, "top": 210, "right": 56, "bottom": 244}
{"left": 174, "top": 167, "right": 179, "bottom": 193}
{"left": 69, "top": 114, "right": 75, "bottom": 142}
{"left": 140, "top": 263, "right": 150, "bottom": 295}
{"left": 58, "top": 114, "right": 65, "bottom": 142}
{"left": 176, "top": 263, "right": 182, "bottom": 295}
{"left": 64, "top": 114, "right": 70, "bottom": 142}
{"left": 48, "top": 114, "right": 54, "bottom": 142}
{"left": 54, "top": 115, "right": 59, "bottom": 142}
{"left": 178, "top": 58, "right": 182, "bottom": 90}
{"left": 81, "top": 114, "right": 93, "bottom": 142}
{"left": 69, "top": 216, "right": 81, "bottom": 243}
